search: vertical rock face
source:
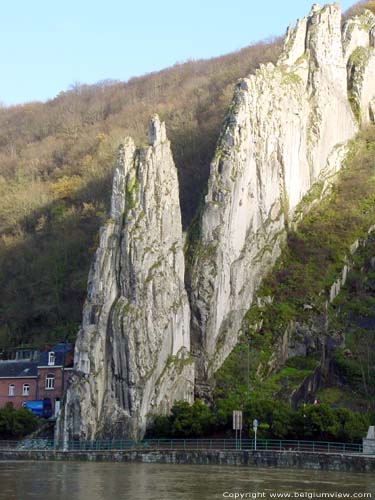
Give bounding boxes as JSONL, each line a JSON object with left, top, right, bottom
{"left": 59, "top": 115, "right": 193, "bottom": 442}
{"left": 60, "top": 4, "right": 375, "bottom": 438}
{"left": 190, "top": 3, "right": 375, "bottom": 388}
{"left": 345, "top": 10, "right": 375, "bottom": 124}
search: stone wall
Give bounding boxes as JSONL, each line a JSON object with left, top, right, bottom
{"left": 1, "top": 449, "right": 375, "bottom": 473}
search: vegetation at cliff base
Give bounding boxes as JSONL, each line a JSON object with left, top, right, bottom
{"left": 0, "top": 403, "right": 39, "bottom": 439}
{"left": 149, "top": 399, "right": 371, "bottom": 443}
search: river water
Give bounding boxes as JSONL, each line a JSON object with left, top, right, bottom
{"left": 0, "top": 462, "right": 374, "bottom": 500}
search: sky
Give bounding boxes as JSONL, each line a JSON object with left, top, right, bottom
{"left": 0, "top": 0, "right": 356, "bottom": 106}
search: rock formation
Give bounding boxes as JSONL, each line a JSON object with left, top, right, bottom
{"left": 190, "top": 3, "right": 375, "bottom": 390}
{"left": 61, "top": 3, "right": 375, "bottom": 438}
{"left": 345, "top": 9, "right": 375, "bottom": 124}
{"left": 58, "top": 115, "right": 194, "bottom": 442}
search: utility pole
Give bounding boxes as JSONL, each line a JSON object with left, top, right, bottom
{"left": 61, "top": 334, "right": 69, "bottom": 396}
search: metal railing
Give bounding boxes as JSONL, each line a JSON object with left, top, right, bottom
{"left": 0, "top": 438, "right": 363, "bottom": 454}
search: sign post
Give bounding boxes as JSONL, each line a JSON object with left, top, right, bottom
{"left": 253, "top": 419, "right": 258, "bottom": 451}
{"left": 233, "top": 411, "right": 243, "bottom": 450}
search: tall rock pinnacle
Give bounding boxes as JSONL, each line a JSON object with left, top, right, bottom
{"left": 58, "top": 115, "right": 193, "bottom": 442}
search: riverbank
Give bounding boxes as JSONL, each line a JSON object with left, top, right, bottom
{"left": 1, "top": 449, "right": 375, "bottom": 473}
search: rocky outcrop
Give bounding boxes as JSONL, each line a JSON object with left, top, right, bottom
{"left": 345, "top": 10, "right": 375, "bottom": 124}
{"left": 60, "top": 3, "right": 375, "bottom": 438}
{"left": 58, "top": 116, "right": 194, "bottom": 443}
{"left": 189, "top": 3, "right": 375, "bottom": 389}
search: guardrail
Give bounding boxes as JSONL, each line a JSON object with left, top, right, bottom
{"left": 0, "top": 438, "right": 363, "bottom": 454}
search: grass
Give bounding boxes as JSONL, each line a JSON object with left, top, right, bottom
{"left": 214, "top": 126, "right": 375, "bottom": 408}
{"left": 245, "top": 127, "right": 375, "bottom": 345}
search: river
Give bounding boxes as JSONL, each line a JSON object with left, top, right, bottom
{"left": 0, "top": 462, "right": 374, "bottom": 500}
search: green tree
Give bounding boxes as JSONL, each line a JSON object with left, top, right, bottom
{"left": 170, "top": 400, "right": 214, "bottom": 437}
{"left": 244, "top": 398, "right": 294, "bottom": 439}
{"left": 0, "top": 403, "right": 39, "bottom": 439}
{"left": 292, "top": 404, "right": 340, "bottom": 441}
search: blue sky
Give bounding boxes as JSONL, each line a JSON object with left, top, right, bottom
{"left": 0, "top": 0, "right": 355, "bottom": 106}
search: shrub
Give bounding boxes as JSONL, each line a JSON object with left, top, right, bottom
{"left": 148, "top": 399, "right": 370, "bottom": 443}
{"left": 0, "top": 403, "right": 39, "bottom": 439}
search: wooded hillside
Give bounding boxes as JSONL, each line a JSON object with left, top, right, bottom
{"left": 0, "top": 38, "right": 281, "bottom": 350}
{"left": 1, "top": 0, "right": 372, "bottom": 353}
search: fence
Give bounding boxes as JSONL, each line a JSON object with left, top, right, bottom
{"left": 0, "top": 438, "right": 363, "bottom": 454}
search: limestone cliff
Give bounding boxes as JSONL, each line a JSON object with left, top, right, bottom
{"left": 189, "top": 3, "right": 375, "bottom": 390}
{"left": 58, "top": 116, "right": 193, "bottom": 442}
{"left": 345, "top": 9, "right": 375, "bottom": 124}
{"left": 60, "top": 3, "right": 375, "bottom": 438}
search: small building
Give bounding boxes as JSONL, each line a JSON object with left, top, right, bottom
{"left": 0, "top": 361, "right": 38, "bottom": 409}
{"left": 36, "top": 344, "right": 73, "bottom": 416}
{"left": 0, "top": 343, "right": 74, "bottom": 417}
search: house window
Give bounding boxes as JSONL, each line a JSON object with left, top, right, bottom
{"left": 45, "top": 374, "right": 55, "bottom": 390}
{"left": 22, "top": 384, "right": 30, "bottom": 396}
{"left": 48, "top": 352, "right": 55, "bottom": 366}
{"left": 8, "top": 384, "right": 15, "bottom": 396}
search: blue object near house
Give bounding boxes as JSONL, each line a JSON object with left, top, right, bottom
{"left": 22, "top": 398, "right": 53, "bottom": 418}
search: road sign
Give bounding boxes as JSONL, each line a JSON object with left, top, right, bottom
{"left": 233, "top": 411, "right": 243, "bottom": 430}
